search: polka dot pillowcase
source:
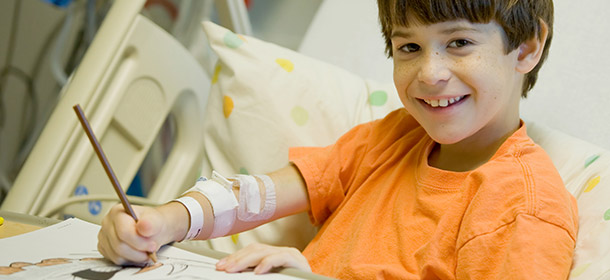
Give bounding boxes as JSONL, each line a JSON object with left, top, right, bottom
{"left": 200, "top": 21, "right": 401, "bottom": 176}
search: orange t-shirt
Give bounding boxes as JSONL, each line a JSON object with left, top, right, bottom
{"left": 290, "top": 109, "right": 578, "bottom": 279}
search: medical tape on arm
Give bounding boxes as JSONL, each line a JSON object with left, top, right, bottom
{"left": 233, "top": 174, "right": 276, "bottom": 222}
{"left": 185, "top": 171, "right": 238, "bottom": 239}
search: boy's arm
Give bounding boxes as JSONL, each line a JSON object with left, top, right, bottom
{"left": 455, "top": 214, "right": 575, "bottom": 279}
{"left": 98, "top": 164, "right": 310, "bottom": 265}
{"left": 183, "top": 163, "right": 310, "bottom": 238}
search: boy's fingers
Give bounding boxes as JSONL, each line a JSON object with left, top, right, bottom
{"left": 217, "top": 244, "right": 310, "bottom": 274}
{"left": 113, "top": 212, "right": 156, "bottom": 252}
{"left": 255, "top": 248, "right": 311, "bottom": 274}
{"left": 217, "top": 244, "right": 272, "bottom": 272}
{"left": 98, "top": 208, "right": 154, "bottom": 264}
{"left": 98, "top": 230, "right": 127, "bottom": 265}
{"left": 100, "top": 224, "right": 149, "bottom": 264}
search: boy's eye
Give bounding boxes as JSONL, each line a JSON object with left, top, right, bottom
{"left": 399, "top": 43, "right": 421, "bottom": 53}
{"left": 448, "top": 39, "right": 471, "bottom": 48}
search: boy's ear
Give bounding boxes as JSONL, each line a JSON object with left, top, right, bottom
{"left": 515, "top": 20, "right": 549, "bottom": 74}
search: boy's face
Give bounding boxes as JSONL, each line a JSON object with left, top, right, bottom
{"left": 391, "top": 19, "right": 523, "bottom": 145}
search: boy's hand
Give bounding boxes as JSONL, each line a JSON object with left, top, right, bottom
{"left": 216, "top": 243, "right": 311, "bottom": 274}
{"left": 97, "top": 204, "right": 183, "bottom": 265}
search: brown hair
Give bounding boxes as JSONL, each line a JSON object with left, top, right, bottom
{"left": 377, "top": 0, "right": 554, "bottom": 97}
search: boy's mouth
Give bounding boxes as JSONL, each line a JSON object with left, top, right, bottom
{"left": 420, "top": 95, "right": 468, "bottom": 108}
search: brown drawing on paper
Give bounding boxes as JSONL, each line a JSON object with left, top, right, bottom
{"left": 0, "top": 254, "right": 221, "bottom": 280}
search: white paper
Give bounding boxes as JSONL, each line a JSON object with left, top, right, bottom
{"left": 0, "top": 218, "right": 301, "bottom": 279}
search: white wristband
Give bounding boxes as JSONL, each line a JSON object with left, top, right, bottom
{"left": 172, "top": 196, "right": 204, "bottom": 241}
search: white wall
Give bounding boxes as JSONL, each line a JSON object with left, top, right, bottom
{"left": 521, "top": 1, "right": 610, "bottom": 149}
{"left": 299, "top": 0, "right": 610, "bottom": 150}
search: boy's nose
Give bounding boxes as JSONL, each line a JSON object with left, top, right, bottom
{"left": 417, "top": 51, "right": 451, "bottom": 86}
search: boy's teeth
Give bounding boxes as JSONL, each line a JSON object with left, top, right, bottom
{"left": 423, "top": 96, "right": 463, "bottom": 107}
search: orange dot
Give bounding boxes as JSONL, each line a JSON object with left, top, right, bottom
{"left": 223, "top": 95, "right": 234, "bottom": 118}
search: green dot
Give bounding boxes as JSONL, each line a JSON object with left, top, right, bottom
{"left": 570, "top": 263, "right": 591, "bottom": 278}
{"left": 604, "top": 209, "right": 610, "bottom": 221}
{"left": 239, "top": 167, "right": 249, "bottom": 175}
{"left": 585, "top": 154, "right": 600, "bottom": 168}
{"left": 369, "top": 90, "right": 388, "bottom": 106}
{"left": 291, "top": 106, "right": 309, "bottom": 126}
{"left": 223, "top": 31, "right": 244, "bottom": 48}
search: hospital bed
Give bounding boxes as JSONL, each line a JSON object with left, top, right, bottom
{"left": 1, "top": 0, "right": 209, "bottom": 220}
{"left": 3, "top": 0, "right": 610, "bottom": 279}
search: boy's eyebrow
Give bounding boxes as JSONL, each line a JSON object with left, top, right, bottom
{"left": 440, "top": 26, "right": 480, "bottom": 35}
{"left": 391, "top": 25, "right": 480, "bottom": 38}
{"left": 390, "top": 30, "right": 413, "bottom": 39}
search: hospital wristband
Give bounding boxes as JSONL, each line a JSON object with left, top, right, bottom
{"left": 172, "top": 196, "right": 204, "bottom": 241}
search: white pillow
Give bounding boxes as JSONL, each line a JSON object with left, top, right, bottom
{"left": 200, "top": 21, "right": 401, "bottom": 177}
{"left": 198, "top": 21, "right": 401, "bottom": 252}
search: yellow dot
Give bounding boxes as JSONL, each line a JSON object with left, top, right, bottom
{"left": 223, "top": 95, "right": 234, "bottom": 118}
{"left": 291, "top": 106, "right": 309, "bottom": 126}
{"left": 0, "top": 216, "right": 4, "bottom": 226}
{"left": 584, "top": 175, "right": 601, "bottom": 193}
{"left": 212, "top": 64, "right": 221, "bottom": 84}
{"left": 231, "top": 234, "right": 239, "bottom": 244}
{"left": 570, "top": 263, "right": 591, "bottom": 278}
{"left": 276, "top": 58, "right": 294, "bottom": 72}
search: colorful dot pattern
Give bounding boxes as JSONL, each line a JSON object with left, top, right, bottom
{"left": 291, "top": 106, "right": 309, "bottom": 126}
{"left": 276, "top": 58, "right": 294, "bottom": 72}
{"left": 369, "top": 90, "right": 388, "bottom": 106}
{"left": 570, "top": 154, "right": 607, "bottom": 278}
{"left": 212, "top": 64, "right": 221, "bottom": 84}
{"left": 231, "top": 234, "right": 240, "bottom": 244}
{"left": 585, "top": 154, "right": 600, "bottom": 168}
{"left": 223, "top": 31, "right": 245, "bottom": 49}
{"left": 223, "top": 95, "right": 234, "bottom": 118}
{"left": 571, "top": 263, "right": 592, "bottom": 278}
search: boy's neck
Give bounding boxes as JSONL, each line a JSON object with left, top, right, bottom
{"left": 428, "top": 120, "right": 521, "bottom": 172}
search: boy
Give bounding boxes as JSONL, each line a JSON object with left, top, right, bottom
{"left": 98, "top": 0, "right": 578, "bottom": 278}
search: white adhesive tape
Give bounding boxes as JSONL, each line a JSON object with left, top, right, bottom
{"left": 186, "top": 172, "right": 238, "bottom": 239}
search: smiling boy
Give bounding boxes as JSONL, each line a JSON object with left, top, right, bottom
{"left": 98, "top": 0, "right": 578, "bottom": 279}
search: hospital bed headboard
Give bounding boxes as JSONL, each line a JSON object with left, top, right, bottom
{"left": 1, "top": 0, "right": 210, "bottom": 223}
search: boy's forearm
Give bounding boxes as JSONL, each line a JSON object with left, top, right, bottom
{"left": 162, "top": 164, "right": 310, "bottom": 242}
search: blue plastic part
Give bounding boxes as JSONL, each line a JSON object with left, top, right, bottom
{"left": 41, "top": 0, "right": 74, "bottom": 8}
{"left": 127, "top": 171, "right": 145, "bottom": 197}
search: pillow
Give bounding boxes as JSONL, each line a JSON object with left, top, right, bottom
{"left": 200, "top": 21, "right": 401, "bottom": 177}
{"left": 527, "top": 123, "right": 610, "bottom": 279}
{"left": 198, "top": 21, "right": 401, "bottom": 253}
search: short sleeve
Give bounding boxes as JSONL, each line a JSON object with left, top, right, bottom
{"left": 456, "top": 213, "right": 575, "bottom": 279}
{"left": 290, "top": 121, "right": 374, "bottom": 226}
